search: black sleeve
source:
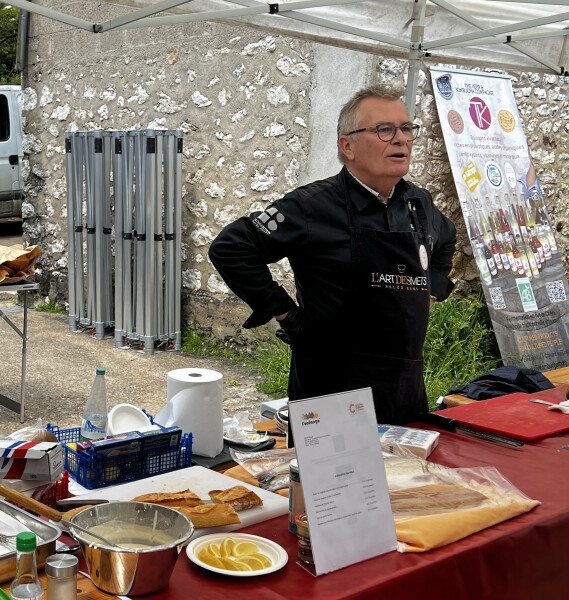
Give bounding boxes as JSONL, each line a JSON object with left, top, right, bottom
{"left": 208, "top": 196, "right": 307, "bottom": 328}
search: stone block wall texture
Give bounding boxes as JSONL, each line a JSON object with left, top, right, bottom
{"left": 20, "top": 4, "right": 569, "bottom": 341}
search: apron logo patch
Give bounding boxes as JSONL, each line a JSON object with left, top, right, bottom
{"left": 252, "top": 207, "right": 285, "bottom": 234}
{"left": 370, "top": 269, "right": 428, "bottom": 291}
{"left": 419, "top": 245, "right": 429, "bottom": 271}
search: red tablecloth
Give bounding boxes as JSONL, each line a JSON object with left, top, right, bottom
{"left": 150, "top": 428, "right": 569, "bottom": 600}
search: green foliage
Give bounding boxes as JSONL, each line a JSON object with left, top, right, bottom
{"left": 180, "top": 323, "right": 243, "bottom": 359}
{"left": 423, "top": 288, "right": 502, "bottom": 410}
{"left": 0, "top": 5, "right": 20, "bottom": 85}
{"left": 182, "top": 291, "right": 501, "bottom": 409}
{"left": 244, "top": 337, "right": 291, "bottom": 397}
{"left": 35, "top": 299, "right": 67, "bottom": 314}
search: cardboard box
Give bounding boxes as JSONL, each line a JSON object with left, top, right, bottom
{"left": 86, "top": 426, "right": 182, "bottom": 458}
{"left": 0, "top": 440, "right": 64, "bottom": 480}
{"left": 378, "top": 425, "right": 440, "bottom": 460}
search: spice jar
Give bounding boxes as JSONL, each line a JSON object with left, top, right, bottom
{"left": 295, "top": 513, "right": 313, "bottom": 565}
{"left": 288, "top": 459, "right": 305, "bottom": 535}
{"left": 45, "top": 554, "right": 78, "bottom": 600}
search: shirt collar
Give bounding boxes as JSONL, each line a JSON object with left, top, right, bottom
{"left": 346, "top": 169, "right": 394, "bottom": 204}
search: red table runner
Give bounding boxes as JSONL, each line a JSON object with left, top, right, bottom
{"left": 149, "top": 428, "right": 569, "bottom": 600}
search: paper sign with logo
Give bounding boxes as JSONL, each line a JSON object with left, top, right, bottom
{"left": 431, "top": 66, "right": 569, "bottom": 371}
{"left": 288, "top": 388, "right": 397, "bottom": 576}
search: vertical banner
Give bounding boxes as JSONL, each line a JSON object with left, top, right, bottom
{"left": 430, "top": 67, "right": 569, "bottom": 371}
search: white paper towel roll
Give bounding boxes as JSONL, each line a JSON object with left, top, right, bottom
{"left": 155, "top": 368, "right": 224, "bottom": 458}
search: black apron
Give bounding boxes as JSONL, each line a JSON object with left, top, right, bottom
{"left": 288, "top": 180, "right": 432, "bottom": 426}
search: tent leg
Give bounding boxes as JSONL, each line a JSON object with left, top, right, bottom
{"left": 405, "top": 0, "right": 427, "bottom": 121}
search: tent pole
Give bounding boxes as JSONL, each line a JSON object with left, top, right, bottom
{"left": 405, "top": 0, "right": 427, "bottom": 121}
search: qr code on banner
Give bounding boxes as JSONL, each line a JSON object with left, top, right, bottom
{"left": 546, "top": 280, "right": 567, "bottom": 303}
{"left": 489, "top": 287, "right": 506, "bottom": 310}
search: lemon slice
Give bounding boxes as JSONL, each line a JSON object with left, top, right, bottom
{"left": 220, "top": 537, "right": 235, "bottom": 557}
{"left": 219, "top": 557, "right": 240, "bottom": 571}
{"left": 236, "top": 555, "right": 265, "bottom": 571}
{"left": 232, "top": 541, "right": 259, "bottom": 557}
{"left": 250, "top": 552, "right": 272, "bottom": 568}
{"left": 197, "top": 549, "right": 225, "bottom": 569}
{"left": 232, "top": 560, "right": 254, "bottom": 572}
{"left": 208, "top": 542, "right": 221, "bottom": 558}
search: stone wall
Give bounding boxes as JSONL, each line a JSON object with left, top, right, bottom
{"left": 19, "top": 5, "right": 569, "bottom": 342}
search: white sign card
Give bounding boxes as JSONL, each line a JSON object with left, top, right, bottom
{"left": 288, "top": 387, "right": 398, "bottom": 575}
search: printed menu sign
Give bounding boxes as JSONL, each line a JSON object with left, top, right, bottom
{"left": 288, "top": 388, "right": 397, "bottom": 575}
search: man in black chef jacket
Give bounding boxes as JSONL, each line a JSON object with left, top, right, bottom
{"left": 209, "top": 85, "right": 456, "bottom": 426}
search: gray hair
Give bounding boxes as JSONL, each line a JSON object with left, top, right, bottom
{"left": 337, "top": 85, "right": 405, "bottom": 163}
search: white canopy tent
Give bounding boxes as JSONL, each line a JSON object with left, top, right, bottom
{"left": 9, "top": 0, "right": 569, "bottom": 118}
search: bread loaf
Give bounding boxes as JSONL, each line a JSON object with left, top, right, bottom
{"left": 177, "top": 503, "right": 241, "bottom": 528}
{"left": 208, "top": 486, "right": 263, "bottom": 512}
{"left": 389, "top": 484, "right": 486, "bottom": 513}
{"left": 132, "top": 489, "right": 204, "bottom": 508}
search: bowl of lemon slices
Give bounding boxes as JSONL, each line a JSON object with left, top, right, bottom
{"left": 186, "top": 533, "right": 288, "bottom": 576}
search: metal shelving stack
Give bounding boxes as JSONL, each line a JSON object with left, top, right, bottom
{"left": 65, "top": 129, "right": 183, "bottom": 355}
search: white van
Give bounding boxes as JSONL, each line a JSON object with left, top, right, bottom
{"left": 0, "top": 85, "right": 23, "bottom": 222}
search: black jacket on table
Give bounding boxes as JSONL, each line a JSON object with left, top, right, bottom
{"left": 209, "top": 167, "right": 457, "bottom": 416}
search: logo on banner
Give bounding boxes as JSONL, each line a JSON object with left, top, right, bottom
{"left": 447, "top": 110, "right": 464, "bottom": 134}
{"left": 485, "top": 161, "right": 503, "bottom": 189}
{"left": 462, "top": 160, "right": 482, "bottom": 192}
{"left": 469, "top": 97, "right": 492, "bottom": 130}
{"left": 516, "top": 278, "right": 538, "bottom": 312}
{"left": 498, "top": 109, "right": 516, "bottom": 132}
{"left": 435, "top": 74, "right": 454, "bottom": 100}
{"left": 504, "top": 162, "right": 517, "bottom": 188}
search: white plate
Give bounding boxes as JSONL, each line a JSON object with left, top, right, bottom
{"left": 186, "top": 532, "right": 288, "bottom": 576}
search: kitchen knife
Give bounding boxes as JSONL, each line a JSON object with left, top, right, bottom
{"left": 415, "top": 413, "right": 524, "bottom": 448}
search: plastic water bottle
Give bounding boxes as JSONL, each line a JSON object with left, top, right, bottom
{"left": 9, "top": 532, "right": 44, "bottom": 600}
{"left": 80, "top": 367, "right": 108, "bottom": 442}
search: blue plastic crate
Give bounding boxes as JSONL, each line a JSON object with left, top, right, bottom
{"left": 47, "top": 424, "right": 193, "bottom": 490}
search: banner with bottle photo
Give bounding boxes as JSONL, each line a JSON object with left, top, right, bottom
{"left": 431, "top": 66, "right": 569, "bottom": 372}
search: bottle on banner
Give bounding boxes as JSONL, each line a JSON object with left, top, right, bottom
{"left": 514, "top": 234, "right": 532, "bottom": 278}
{"left": 505, "top": 241, "right": 518, "bottom": 275}
{"left": 475, "top": 246, "right": 493, "bottom": 286}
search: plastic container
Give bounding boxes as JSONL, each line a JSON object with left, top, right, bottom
{"left": 45, "top": 554, "right": 78, "bottom": 600}
{"left": 9, "top": 532, "right": 44, "bottom": 600}
{"left": 80, "top": 368, "right": 108, "bottom": 442}
{"left": 47, "top": 423, "right": 193, "bottom": 490}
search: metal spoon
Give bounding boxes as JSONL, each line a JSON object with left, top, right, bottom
{"left": 529, "top": 398, "right": 555, "bottom": 406}
{"left": 62, "top": 519, "right": 120, "bottom": 548}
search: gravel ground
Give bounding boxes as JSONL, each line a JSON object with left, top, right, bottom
{"left": 0, "top": 289, "right": 274, "bottom": 438}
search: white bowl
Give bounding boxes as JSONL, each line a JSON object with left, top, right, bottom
{"left": 107, "top": 403, "right": 153, "bottom": 435}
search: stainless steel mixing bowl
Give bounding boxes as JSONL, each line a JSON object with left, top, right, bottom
{"left": 70, "top": 501, "right": 194, "bottom": 596}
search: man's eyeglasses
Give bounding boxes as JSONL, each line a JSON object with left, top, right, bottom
{"left": 346, "top": 122, "right": 420, "bottom": 142}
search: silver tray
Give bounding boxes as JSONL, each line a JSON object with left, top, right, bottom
{"left": 0, "top": 500, "right": 61, "bottom": 584}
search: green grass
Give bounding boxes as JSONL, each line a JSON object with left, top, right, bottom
{"left": 181, "top": 289, "right": 502, "bottom": 410}
{"left": 424, "top": 287, "right": 502, "bottom": 410}
{"left": 35, "top": 299, "right": 67, "bottom": 314}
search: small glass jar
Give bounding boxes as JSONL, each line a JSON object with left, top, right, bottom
{"left": 295, "top": 513, "right": 313, "bottom": 565}
{"left": 288, "top": 459, "right": 305, "bottom": 535}
{"left": 45, "top": 554, "right": 78, "bottom": 600}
